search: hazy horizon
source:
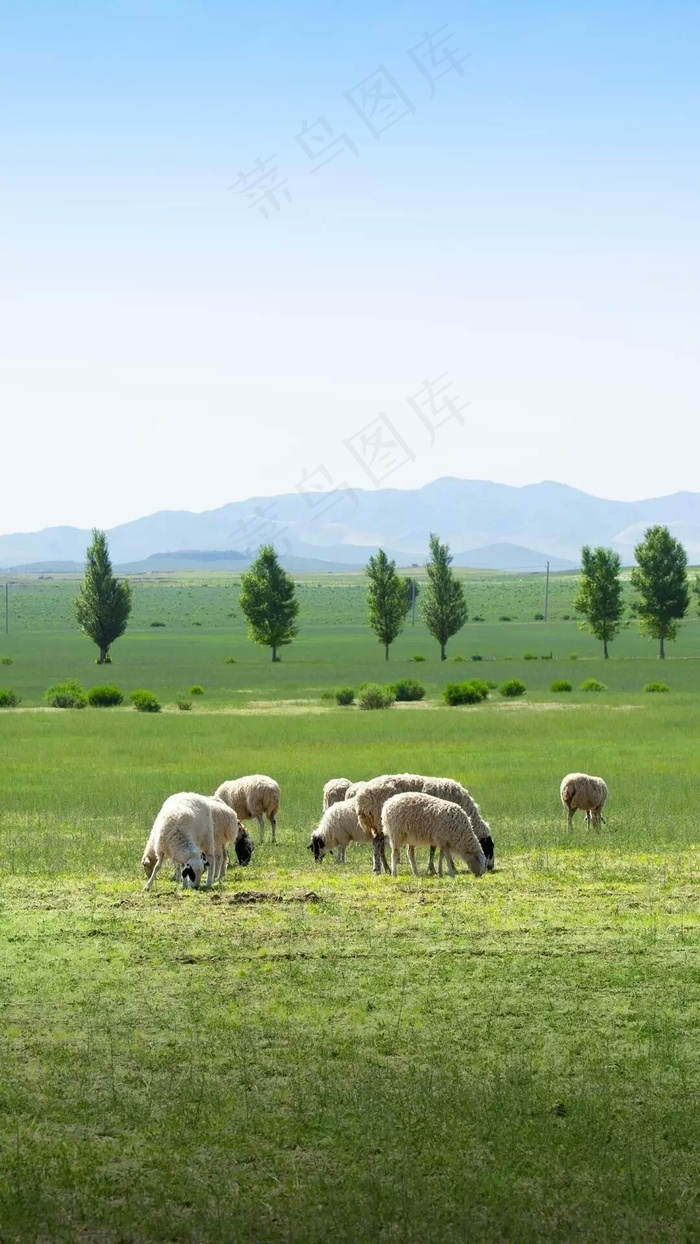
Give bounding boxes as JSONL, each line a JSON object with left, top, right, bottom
{"left": 3, "top": 1, "right": 699, "bottom": 533}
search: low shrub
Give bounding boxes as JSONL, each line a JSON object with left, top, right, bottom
{"left": 149, "top": 621, "right": 166, "bottom": 628}
{"left": 523, "top": 652, "right": 538, "bottom": 661}
{"left": 562, "top": 614, "right": 571, "bottom": 621}
{"left": 500, "top": 678, "right": 526, "bottom": 698}
{"left": 443, "top": 680, "right": 489, "bottom": 706}
{"left": 472, "top": 615, "right": 485, "bottom": 622}
{"left": 486, "top": 680, "right": 498, "bottom": 690}
{"left": 453, "top": 655, "right": 466, "bottom": 663}
{"left": 94, "top": 655, "right": 112, "bottom": 664}
{"left": 569, "top": 653, "right": 579, "bottom": 660}
{"left": 45, "top": 679, "right": 87, "bottom": 709}
{"left": 411, "top": 654, "right": 426, "bottom": 662}
{"left": 192, "top": 621, "right": 202, "bottom": 627}
{"left": 87, "top": 685, "right": 123, "bottom": 708}
{"left": 189, "top": 685, "right": 204, "bottom": 696}
{"left": 580, "top": 678, "right": 607, "bottom": 692}
{"left": 0, "top": 656, "right": 13, "bottom": 665}
{"left": 644, "top": 681, "right": 670, "bottom": 693}
{"left": 177, "top": 698, "right": 192, "bottom": 711}
{"left": 224, "top": 657, "right": 237, "bottom": 664}
{"left": 391, "top": 678, "right": 426, "bottom": 702}
{"left": 358, "top": 683, "right": 395, "bottom": 710}
{"left": 471, "top": 654, "right": 483, "bottom": 662}
{"left": 130, "top": 689, "right": 161, "bottom": 713}
{"left": 551, "top": 679, "right": 573, "bottom": 693}
{"left": 335, "top": 687, "right": 355, "bottom": 706}
{"left": 320, "top": 689, "right": 336, "bottom": 702}
{"left": 541, "top": 652, "right": 553, "bottom": 660}
{"left": 0, "top": 688, "right": 20, "bottom": 707}
{"left": 534, "top": 612, "right": 545, "bottom": 621}
{"left": 498, "top": 615, "right": 512, "bottom": 622}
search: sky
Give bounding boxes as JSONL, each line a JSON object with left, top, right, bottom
{"left": 1, "top": 0, "right": 699, "bottom": 533}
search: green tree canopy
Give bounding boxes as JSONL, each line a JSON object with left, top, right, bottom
{"left": 74, "top": 530, "right": 132, "bottom": 664}
{"left": 238, "top": 544, "right": 299, "bottom": 662}
{"left": 365, "top": 549, "right": 410, "bottom": 659}
{"left": 630, "top": 525, "right": 690, "bottom": 658}
{"left": 420, "top": 533, "right": 468, "bottom": 660}
{"left": 573, "top": 546, "right": 625, "bottom": 658}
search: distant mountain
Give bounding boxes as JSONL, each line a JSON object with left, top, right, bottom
{"left": 453, "top": 544, "right": 577, "bottom": 571}
{"left": 2, "top": 478, "right": 700, "bottom": 570}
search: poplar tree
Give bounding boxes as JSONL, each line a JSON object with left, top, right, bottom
{"left": 239, "top": 544, "right": 299, "bottom": 661}
{"left": 630, "top": 526, "right": 689, "bottom": 659}
{"left": 573, "top": 546, "right": 625, "bottom": 658}
{"left": 75, "top": 530, "right": 132, "bottom": 664}
{"left": 421, "top": 533, "right": 468, "bottom": 660}
{"left": 365, "top": 549, "right": 410, "bottom": 660}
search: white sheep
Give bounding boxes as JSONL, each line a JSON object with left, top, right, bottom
{"left": 560, "top": 773, "right": 608, "bottom": 828}
{"left": 382, "top": 792, "right": 487, "bottom": 879}
{"left": 142, "top": 792, "right": 216, "bottom": 891}
{"left": 421, "top": 777, "right": 496, "bottom": 873}
{"left": 322, "top": 778, "right": 353, "bottom": 810}
{"left": 214, "top": 774, "right": 280, "bottom": 843}
{"left": 209, "top": 797, "right": 253, "bottom": 881}
{"left": 308, "top": 797, "right": 372, "bottom": 864}
{"left": 355, "top": 774, "right": 426, "bottom": 874}
{"left": 344, "top": 781, "right": 366, "bottom": 800}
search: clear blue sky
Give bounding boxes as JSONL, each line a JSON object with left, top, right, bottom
{"left": 1, "top": 0, "right": 698, "bottom": 531}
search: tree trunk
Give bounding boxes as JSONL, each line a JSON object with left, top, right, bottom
{"left": 440, "top": 643, "right": 446, "bottom": 661}
{"left": 99, "top": 646, "right": 108, "bottom": 664}
{"left": 385, "top": 643, "right": 389, "bottom": 660}
{"left": 659, "top": 635, "right": 665, "bottom": 659}
{"left": 603, "top": 638, "right": 609, "bottom": 659}
{"left": 272, "top": 645, "right": 278, "bottom": 662}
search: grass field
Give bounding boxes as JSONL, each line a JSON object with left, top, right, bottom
{"left": 1, "top": 574, "right": 700, "bottom": 1241}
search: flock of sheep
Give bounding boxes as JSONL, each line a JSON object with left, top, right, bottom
{"left": 141, "top": 769, "right": 608, "bottom": 889}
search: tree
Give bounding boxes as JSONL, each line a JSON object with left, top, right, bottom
{"left": 573, "top": 546, "right": 625, "bottom": 658}
{"left": 694, "top": 574, "right": 700, "bottom": 616}
{"left": 421, "top": 533, "right": 468, "bottom": 660}
{"left": 75, "top": 530, "right": 132, "bottom": 664}
{"left": 630, "top": 525, "right": 690, "bottom": 659}
{"left": 365, "top": 549, "right": 410, "bottom": 660}
{"left": 238, "top": 544, "right": 299, "bottom": 661}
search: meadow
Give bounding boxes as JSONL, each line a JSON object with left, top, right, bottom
{"left": 1, "top": 572, "right": 700, "bottom": 1242}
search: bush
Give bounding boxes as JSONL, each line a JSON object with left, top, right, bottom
{"left": 411, "top": 654, "right": 426, "bottom": 662}
{"left": 149, "top": 621, "right": 166, "bottom": 628}
{"left": 443, "top": 680, "right": 489, "bottom": 706}
{"left": 569, "top": 653, "right": 579, "bottom": 660}
{"left": 580, "top": 679, "right": 607, "bottom": 692}
{"left": 192, "top": 621, "right": 202, "bottom": 627}
{"left": 498, "top": 615, "right": 512, "bottom": 622}
{"left": 0, "top": 656, "right": 13, "bottom": 665}
{"left": 550, "top": 679, "right": 572, "bottom": 693}
{"left": 471, "top": 654, "right": 483, "bottom": 662}
{"left": 523, "top": 652, "right": 538, "bottom": 661}
{"left": 320, "top": 689, "right": 336, "bottom": 702}
{"left": 391, "top": 678, "right": 426, "bottom": 702}
{"left": 644, "top": 681, "right": 670, "bottom": 693}
{"left": 358, "top": 683, "right": 395, "bottom": 710}
{"left": 130, "top": 689, "right": 161, "bottom": 713}
{"left": 189, "top": 685, "right": 204, "bottom": 696}
{"left": 472, "top": 615, "right": 485, "bottom": 622}
{"left": 95, "top": 655, "right": 112, "bottom": 664}
{"left": 541, "top": 651, "right": 553, "bottom": 660}
{"left": 225, "top": 657, "right": 237, "bottom": 664}
{"left": 486, "top": 680, "right": 498, "bottom": 689}
{"left": 0, "top": 688, "right": 20, "bottom": 707}
{"left": 45, "top": 679, "right": 87, "bottom": 709}
{"left": 335, "top": 687, "right": 355, "bottom": 706}
{"left": 177, "top": 698, "right": 193, "bottom": 711}
{"left": 500, "top": 679, "right": 526, "bottom": 698}
{"left": 87, "top": 685, "right": 123, "bottom": 707}
{"left": 453, "top": 655, "right": 466, "bottom": 663}
{"left": 562, "top": 614, "right": 571, "bottom": 621}
{"left": 534, "top": 612, "right": 545, "bottom": 620}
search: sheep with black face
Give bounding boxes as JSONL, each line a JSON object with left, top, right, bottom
{"left": 142, "top": 792, "right": 216, "bottom": 891}
{"left": 308, "top": 797, "right": 372, "bottom": 864}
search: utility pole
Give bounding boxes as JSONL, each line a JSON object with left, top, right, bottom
{"left": 543, "top": 561, "right": 550, "bottom": 622}
{"left": 411, "top": 578, "right": 417, "bottom": 626}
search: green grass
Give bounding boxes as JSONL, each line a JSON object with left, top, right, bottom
{"left": 2, "top": 573, "right": 700, "bottom": 1240}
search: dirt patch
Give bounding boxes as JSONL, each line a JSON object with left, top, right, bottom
{"left": 213, "top": 890, "right": 321, "bottom": 905}
{"left": 494, "top": 701, "right": 641, "bottom": 713}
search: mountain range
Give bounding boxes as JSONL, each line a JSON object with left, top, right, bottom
{"left": 2, "top": 478, "right": 700, "bottom": 573}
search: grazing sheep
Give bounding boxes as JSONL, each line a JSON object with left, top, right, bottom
{"left": 209, "top": 797, "right": 254, "bottom": 880}
{"left": 560, "top": 773, "right": 608, "bottom": 828}
{"left": 142, "top": 792, "right": 215, "bottom": 891}
{"left": 421, "top": 777, "right": 496, "bottom": 873}
{"left": 308, "top": 797, "right": 372, "bottom": 864}
{"left": 355, "top": 774, "right": 426, "bottom": 874}
{"left": 214, "top": 775, "right": 280, "bottom": 844}
{"left": 382, "top": 792, "right": 487, "bottom": 879}
{"left": 344, "top": 780, "right": 367, "bottom": 800}
{"left": 323, "top": 778, "right": 353, "bottom": 810}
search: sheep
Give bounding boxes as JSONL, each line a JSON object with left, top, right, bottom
{"left": 560, "top": 773, "right": 608, "bottom": 829}
{"left": 214, "top": 774, "right": 280, "bottom": 844}
{"left": 421, "top": 777, "right": 496, "bottom": 873}
{"left": 209, "top": 797, "right": 254, "bottom": 880}
{"left": 308, "top": 797, "right": 372, "bottom": 864}
{"left": 142, "top": 792, "right": 216, "bottom": 891}
{"left": 323, "top": 778, "right": 353, "bottom": 810}
{"left": 355, "top": 774, "right": 426, "bottom": 874}
{"left": 382, "top": 792, "right": 487, "bottom": 879}
{"left": 344, "top": 781, "right": 367, "bottom": 800}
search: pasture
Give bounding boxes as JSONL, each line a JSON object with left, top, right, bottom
{"left": 1, "top": 572, "right": 700, "bottom": 1242}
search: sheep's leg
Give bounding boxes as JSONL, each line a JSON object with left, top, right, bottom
{"left": 567, "top": 806, "right": 575, "bottom": 828}
{"left": 257, "top": 815, "right": 265, "bottom": 844}
{"left": 380, "top": 840, "right": 391, "bottom": 874}
{"left": 172, "top": 864, "right": 182, "bottom": 883}
{"left": 204, "top": 855, "right": 215, "bottom": 888}
{"left": 220, "top": 849, "right": 229, "bottom": 881}
{"left": 427, "top": 846, "right": 437, "bottom": 876}
{"left": 442, "top": 849, "right": 456, "bottom": 878}
{"left": 336, "top": 844, "right": 346, "bottom": 864}
{"left": 438, "top": 849, "right": 445, "bottom": 878}
{"left": 407, "top": 845, "right": 420, "bottom": 877}
{"left": 144, "top": 857, "right": 163, "bottom": 891}
{"left": 390, "top": 845, "right": 401, "bottom": 878}
{"left": 371, "top": 839, "right": 383, "bottom": 875}
{"left": 269, "top": 814, "right": 277, "bottom": 844}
